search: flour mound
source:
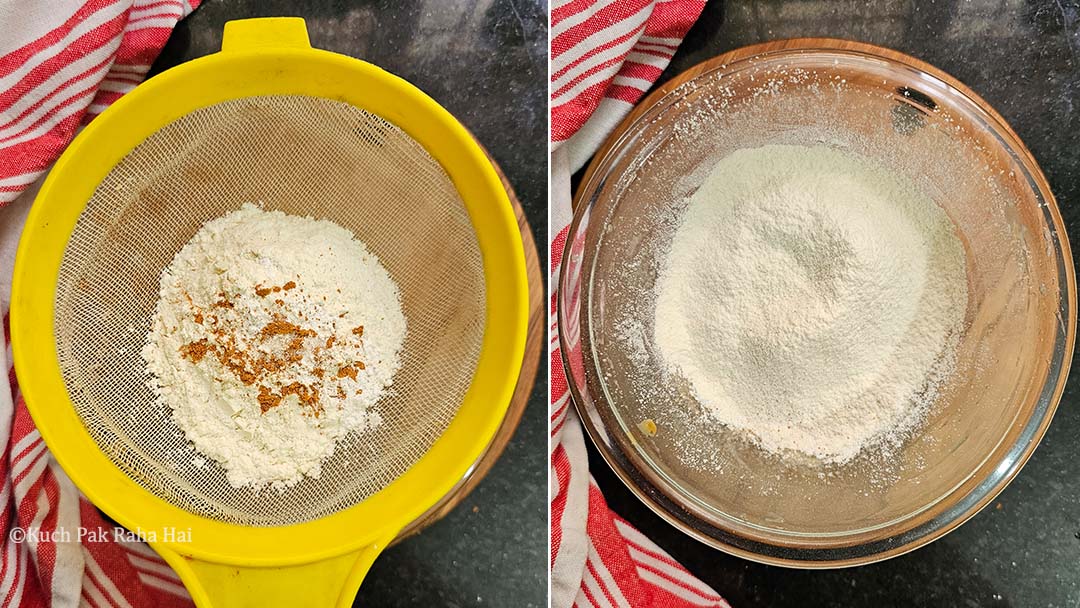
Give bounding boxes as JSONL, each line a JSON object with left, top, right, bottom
{"left": 142, "top": 203, "right": 406, "bottom": 490}
{"left": 654, "top": 144, "right": 968, "bottom": 464}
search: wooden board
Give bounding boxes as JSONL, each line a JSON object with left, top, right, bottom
{"left": 394, "top": 156, "right": 544, "bottom": 541}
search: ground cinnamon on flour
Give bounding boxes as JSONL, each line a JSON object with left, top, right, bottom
{"left": 179, "top": 307, "right": 343, "bottom": 418}
{"left": 142, "top": 203, "right": 406, "bottom": 490}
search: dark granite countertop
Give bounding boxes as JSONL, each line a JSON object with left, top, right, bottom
{"left": 583, "top": 2, "right": 1080, "bottom": 607}
{"left": 152, "top": 1, "right": 548, "bottom": 606}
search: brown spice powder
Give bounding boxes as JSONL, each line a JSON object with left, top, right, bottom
{"left": 257, "top": 386, "right": 282, "bottom": 413}
{"left": 260, "top": 316, "right": 316, "bottom": 340}
{"left": 256, "top": 281, "right": 297, "bottom": 297}
{"left": 280, "top": 382, "right": 322, "bottom": 416}
{"left": 284, "top": 336, "right": 306, "bottom": 360}
{"left": 179, "top": 339, "right": 211, "bottom": 364}
{"left": 184, "top": 283, "right": 374, "bottom": 418}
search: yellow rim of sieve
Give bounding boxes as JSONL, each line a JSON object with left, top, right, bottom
{"left": 10, "top": 15, "right": 526, "bottom": 582}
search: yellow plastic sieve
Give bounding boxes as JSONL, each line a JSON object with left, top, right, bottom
{"left": 10, "top": 17, "right": 527, "bottom": 606}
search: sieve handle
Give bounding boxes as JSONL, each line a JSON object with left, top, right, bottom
{"left": 155, "top": 535, "right": 393, "bottom": 607}
{"left": 221, "top": 17, "right": 312, "bottom": 52}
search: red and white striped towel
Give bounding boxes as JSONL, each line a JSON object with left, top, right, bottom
{"left": 550, "top": 2, "right": 731, "bottom": 607}
{"left": 0, "top": 1, "right": 199, "bottom": 605}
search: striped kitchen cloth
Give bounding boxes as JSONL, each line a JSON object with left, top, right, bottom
{"left": 550, "top": 1, "right": 731, "bottom": 607}
{"left": 0, "top": 1, "right": 199, "bottom": 605}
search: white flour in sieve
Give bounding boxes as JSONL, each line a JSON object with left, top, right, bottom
{"left": 653, "top": 144, "right": 968, "bottom": 464}
{"left": 141, "top": 203, "right": 406, "bottom": 490}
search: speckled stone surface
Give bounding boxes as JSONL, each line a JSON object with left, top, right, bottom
{"left": 582, "top": 2, "right": 1080, "bottom": 607}
{"left": 151, "top": 2, "right": 548, "bottom": 606}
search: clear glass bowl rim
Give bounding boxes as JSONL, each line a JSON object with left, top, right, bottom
{"left": 557, "top": 39, "right": 1078, "bottom": 568}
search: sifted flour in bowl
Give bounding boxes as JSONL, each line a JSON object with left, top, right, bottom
{"left": 653, "top": 144, "right": 968, "bottom": 464}
{"left": 142, "top": 203, "right": 406, "bottom": 490}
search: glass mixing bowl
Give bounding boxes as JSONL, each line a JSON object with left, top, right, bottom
{"left": 558, "top": 40, "right": 1076, "bottom": 568}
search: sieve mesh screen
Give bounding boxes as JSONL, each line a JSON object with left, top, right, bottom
{"left": 53, "top": 95, "right": 486, "bottom": 526}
